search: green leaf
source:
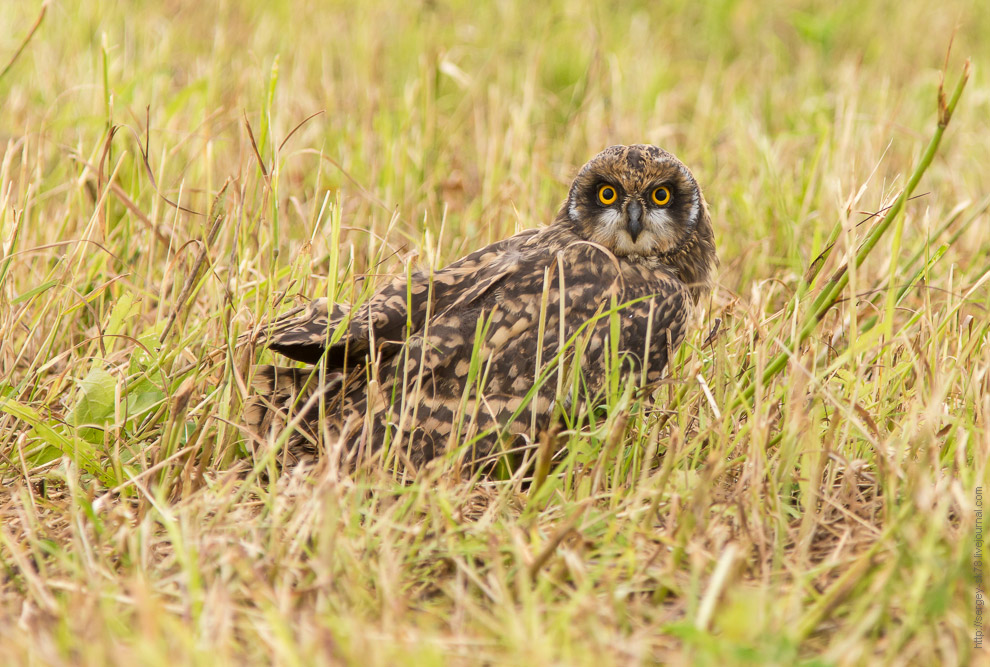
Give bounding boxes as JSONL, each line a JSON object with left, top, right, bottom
{"left": 68, "top": 367, "right": 117, "bottom": 444}
{"left": 105, "top": 292, "right": 138, "bottom": 340}
{"left": 0, "top": 396, "right": 109, "bottom": 483}
{"left": 12, "top": 279, "right": 58, "bottom": 304}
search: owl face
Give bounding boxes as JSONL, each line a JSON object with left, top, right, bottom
{"left": 564, "top": 144, "right": 709, "bottom": 259}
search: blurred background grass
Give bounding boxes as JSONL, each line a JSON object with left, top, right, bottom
{"left": 4, "top": 0, "right": 987, "bottom": 280}
{"left": 1, "top": 0, "right": 989, "bottom": 664}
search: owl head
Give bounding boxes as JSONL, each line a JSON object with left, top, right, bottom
{"left": 559, "top": 144, "right": 717, "bottom": 297}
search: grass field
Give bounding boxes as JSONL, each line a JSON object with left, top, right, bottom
{"left": 2, "top": 0, "right": 989, "bottom": 664}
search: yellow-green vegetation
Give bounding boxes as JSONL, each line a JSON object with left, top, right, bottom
{"left": 1, "top": 1, "right": 988, "bottom": 664}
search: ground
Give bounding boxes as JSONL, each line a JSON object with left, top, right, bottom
{"left": 1, "top": 0, "right": 988, "bottom": 664}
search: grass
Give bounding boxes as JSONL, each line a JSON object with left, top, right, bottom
{"left": 1, "top": 0, "right": 989, "bottom": 664}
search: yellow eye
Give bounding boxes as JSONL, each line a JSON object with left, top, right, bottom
{"left": 651, "top": 186, "right": 672, "bottom": 206}
{"left": 598, "top": 184, "right": 618, "bottom": 205}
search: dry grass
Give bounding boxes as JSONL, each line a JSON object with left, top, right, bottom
{"left": 1, "top": 1, "right": 989, "bottom": 664}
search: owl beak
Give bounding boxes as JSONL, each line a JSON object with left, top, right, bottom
{"left": 626, "top": 200, "right": 643, "bottom": 241}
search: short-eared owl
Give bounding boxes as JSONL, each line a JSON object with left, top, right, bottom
{"left": 246, "top": 144, "right": 717, "bottom": 470}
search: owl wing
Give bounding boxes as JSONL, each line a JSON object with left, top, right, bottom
{"left": 475, "top": 242, "right": 692, "bottom": 393}
{"left": 384, "top": 242, "right": 692, "bottom": 461}
{"left": 263, "top": 230, "right": 540, "bottom": 368}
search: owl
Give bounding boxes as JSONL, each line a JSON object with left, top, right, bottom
{"left": 245, "top": 144, "right": 717, "bottom": 471}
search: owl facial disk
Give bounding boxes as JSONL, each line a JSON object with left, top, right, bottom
{"left": 563, "top": 144, "right": 711, "bottom": 259}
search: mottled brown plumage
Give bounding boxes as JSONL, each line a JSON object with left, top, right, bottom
{"left": 245, "top": 145, "right": 717, "bottom": 470}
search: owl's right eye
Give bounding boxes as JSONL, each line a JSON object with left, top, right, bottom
{"left": 598, "top": 185, "right": 618, "bottom": 205}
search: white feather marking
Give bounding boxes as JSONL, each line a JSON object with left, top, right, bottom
{"left": 687, "top": 190, "right": 700, "bottom": 226}
{"left": 598, "top": 208, "right": 622, "bottom": 228}
{"left": 646, "top": 209, "right": 674, "bottom": 236}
